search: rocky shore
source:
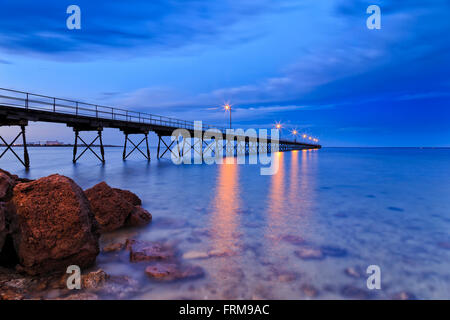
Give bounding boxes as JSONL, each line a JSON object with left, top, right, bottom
{"left": 0, "top": 169, "right": 202, "bottom": 300}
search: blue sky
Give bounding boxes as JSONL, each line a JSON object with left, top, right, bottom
{"left": 0, "top": 0, "right": 449, "bottom": 146}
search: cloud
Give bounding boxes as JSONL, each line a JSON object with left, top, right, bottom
{"left": 397, "top": 92, "right": 450, "bottom": 101}
{"left": 0, "top": 0, "right": 291, "bottom": 59}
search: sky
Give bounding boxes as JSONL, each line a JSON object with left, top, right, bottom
{"left": 0, "top": 0, "right": 449, "bottom": 147}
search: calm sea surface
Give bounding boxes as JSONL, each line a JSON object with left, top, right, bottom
{"left": 1, "top": 147, "right": 449, "bottom": 299}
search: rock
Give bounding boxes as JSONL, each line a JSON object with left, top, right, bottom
{"left": 145, "top": 263, "right": 204, "bottom": 281}
{"left": 294, "top": 247, "right": 324, "bottom": 260}
{"left": 281, "top": 235, "right": 306, "bottom": 245}
{"left": 182, "top": 250, "right": 209, "bottom": 260}
{"left": 126, "top": 239, "right": 174, "bottom": 262}
{"left": 392, "top": 291, "right": 416, "bottom": 300}
{"left": 340, "top": 285, "right": 370, "bottom": 299}
{"left": 344, "top": 267, "right": 363, "bottom": 279}
{"left": 0, "top": 289, "right": 24, "bottom": 300}
{"left": 85, "top": 182, "right": 135, "bottom": 232}
{"left": 2, "top": 278, "right": 29, "bottom": 290}
{"left": 125, "top": 206, "right": 152, "bottom": 227}
{"left": 100, "top": 275, "right": 140, "bottom": 299}
{"left": 0, "top": 203, "right": 7, "bottom": 251}
{"left": 277, "top": 272, "right": 297, "bottom": 283}
{"left": 58, "top": 292, "right": 99, "bottom": 300}
{"left": 0, "top": 172, "right": 15, "bottom": 201}
{"left": 11, "top": 174, "right": 100, "bottom": 275}
{"left": 437, "top": 242, "right": 450, "bottom": 250}
{"left": 81, "top": 269, "right": 109, "bottom": 290}
{"left": 113, "top": 188, "right": 142, "bottom": 206}
{"left": 103, "top": 242, "right": 125, "bottom": 253}
{"left": 301, "top": 284, "right": 319, "bottom": 297}
{"left": 208, "top": 249, "right": 234, "bottom": 258}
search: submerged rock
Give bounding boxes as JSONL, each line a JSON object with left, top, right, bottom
{"left": 344, "top": 267, "right": 363, "bottom": 279}
{"left": 126, "top": 239, "right": 174, "bottom": 262}
{"left": 102, "top": 242, "right": 125, "bottom": 253}
{"left": 437, "top": 242, "right": 450, "bottom": 250}
{"left": 301, "top": 284, "right": 319, "bottom": 298}
{"left": 82, "top": 269, "right": 109, "bottom": 290}
{"left": 145, "top": 263, "right": 204, "bottom": 281}
{"left": 281, "top": 235, "right": 306, "bottom": 245}
{"left": 340, "top": 285, "right": 371, "bottom": 299}
{"left": 125, "top": 206, "right": 152, "bottom": 227}
{"left": 0, "top": 289, "right": 24, "bottom": 300}
{"left": 182, "top": 250, "right": 209, "bottom": 260}
{"left": 294, "top": 247, "right": 324, "bottom": 260}
{"left": 392, "top": 291, "right": 416, "bottom": 300}
{"left": 11, "top": 174, "right": 100, "bottom": 275}
{"left": 58, "top": 292, "right": 99, "bottom": 300}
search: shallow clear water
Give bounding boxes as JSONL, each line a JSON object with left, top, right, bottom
{"left": 1, "top": 147, "right": 449, "bottom": 299}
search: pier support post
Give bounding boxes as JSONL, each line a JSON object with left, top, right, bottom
{"left": 21, "top": 125, "right": 30, "bottom": 168}
{"left": 0, "top": 120, "right": 30, "bottom": 169}
{"left": 157, "top": 135, "right": 161, "bottom": 159}
{"left": 122, "top": 130, "right": 150, "bottom": 161}
{"left": 158, "top": 135, "right": 176, "bottom": 158}
{"left": 72, "top": 127, "right": 105, "bottom": 164}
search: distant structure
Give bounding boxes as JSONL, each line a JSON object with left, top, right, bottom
{"left": 46, "top": 140, "right": 63, "bottom": 146}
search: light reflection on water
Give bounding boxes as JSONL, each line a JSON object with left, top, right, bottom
{"left": 0, "top": 147, "right": 449, "bottom": 299}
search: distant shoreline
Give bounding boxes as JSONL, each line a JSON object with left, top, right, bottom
{"left": 0, "top": 145, "right": 122, "bottom": 148}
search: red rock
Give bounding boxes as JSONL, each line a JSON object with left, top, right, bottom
{"left": 345, "top": 267, "right": 363, "bottom": 279}
{"left": 81, "top": 269, "right": 109, "bottom": 290}
{"left": 438, "top": 242, "right": 450, "bottom": 250}
{"left": 113, "top": 188, "right": 142, "bottom": 206}
{"left": 0, "top": 289, "right": 24, "bottom": 300}
{"left": 125, "top": 206, "right": 152, "bottom": 227}
{"left": 145, "top": 263, "right": 204, "bottom": 281}
{"left": 0, "top": 203, "right": 7, "bottom": 251}
{"left": 58, "top": 292, "right": 99, "bottom": 300}
{"left": 101, "top": 275, "right": 140, "bottom": 299}
{"left": 11, "top": 174, "right": 100, "bottom": 275}
{"left": 281, "top": 235, "right": 306, "bottom": 245}
{"left": 301, "top": 284, "right": 319, "bottom": 297}
{"left": 126, "top": 239, "right": 174, "bottom": 262}
{"left": 340, "top": 285, "right": 370, "bottom": 299}
{"left": 0, "top": 172, "right": 15, "bottom": 202}
{"left": 102, "top": 242, "right": 125, "bottom": 253}
{"left": 85, "top": 182, "right": 135, "bottom": 232}
{"left": 392, "top": 291, "right": 416, "bottom": 300}
{"left": 294, "top": 247, "right": 324, "bottom": 260}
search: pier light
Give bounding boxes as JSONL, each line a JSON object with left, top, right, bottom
{"left": 291, "top": 129, "right": 298, "bottom": 142}
{"left": 223, "top": 103, "right": 232, "bottom": 129}
{"left": 308, "top": 136, "right": 312, "bottom": 140}
{"left": 302, "top": 134, "right": 307, "bottom": 139}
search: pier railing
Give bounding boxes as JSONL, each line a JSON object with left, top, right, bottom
{"left": 0, "top": 87, "right": 315, "bottom": 144}
{"left": 0, "top": 87, "right": 228, "bottom": 132}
